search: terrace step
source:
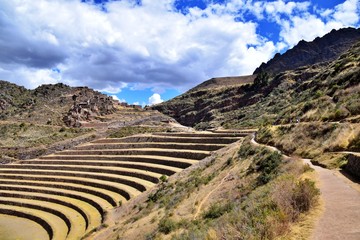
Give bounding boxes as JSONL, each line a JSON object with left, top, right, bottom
{"left": 0, "top": 182, "right": 112, "bottom": 216}
{"left": 0, "top": 177, "right": 128, "bottom": 208}
{"left": 39, "top": 155, "right": 198, "bottom": 169}
{"left": 0, "top": 204, "right": 67, "bottom": 240}
{"left": 0, "top": 169, "right": 154, "bottom": 192}
{"left": 52, "top": 148, "right": 210, "bottom": 160}
{"left": 152, "top": 132, "right": 249, "bottom": 137}
{"left": 0, "top": 196, "right": 86, "bottom": 239}
{"left": 210, "top": 129, "right": 257, "bottom": 134}
{"left": 1, "top": 164, "right": 162, "bottom": 184}
{"left": 0, "top": 173, "right": 141, "bottom": 206}
{"left": 0, "top": 188, "right": 101, "bottom": 232}
{"left": 94, "top": 135, "right": 241, "bottom": 144}
{"left": 19, "top": 160, "right": 183, "bottom": 176}
{"left": 75, "top": 142, "right": 226, "bottom": 151}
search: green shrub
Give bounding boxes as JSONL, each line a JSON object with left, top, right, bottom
{"left": 203, "top": 202, "right": 233, "bottom": 219}
{"left": 158, "top": 217, "right": 177, "bottom": 234}
{"left": 257, "top": 151, "right": 282, "bottom": 184}
{"left": 238, "top": 140, "right": 257, "bottom": 157}
{"left": 159, "top": 175, "right": 167, "bottom": 183}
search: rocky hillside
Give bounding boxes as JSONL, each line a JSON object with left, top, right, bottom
{"left": 0, "top": 82, "right": 117, "bottom": 126}
{"left": 153, "top": 28, "right": 360, "bottom": 130}
{"left": 254, "top": 27, "right": 360, "bottom": 75}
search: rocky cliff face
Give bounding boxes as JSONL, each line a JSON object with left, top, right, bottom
{"left": 254, "top": 27, "right": 360, "bottom": 75}
{"left": 63, "top": 87, "right": 117, "bottom": 127}
{"left": 0, "top": 82, "right": 117, "bottom": 126}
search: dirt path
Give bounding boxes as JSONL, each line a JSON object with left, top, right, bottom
{"left": 303, "top": 159, "right": 360, "bottom": 240}
{"left": 251, "top": 134, "right": 360, "bottom": 239}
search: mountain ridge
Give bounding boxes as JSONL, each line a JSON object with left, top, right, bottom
{"left": 254, "top": 27, "right": 360, "bottom": 75}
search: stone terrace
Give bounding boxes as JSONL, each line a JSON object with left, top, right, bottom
{"left": 0, "top": 131, "right": 248, "bottom": 240}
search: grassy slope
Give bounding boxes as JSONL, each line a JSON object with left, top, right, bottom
{"left": 0, "top": 122, "right": 91, "bottom": 148}
{"left": 88, "top": 138, "right": 319, "bottom": 240}
{"left": 256, "top": 122, "right": 359, "bottom": 169}
{"left": 0, "top": 121, "right": 94, "bottom": 159}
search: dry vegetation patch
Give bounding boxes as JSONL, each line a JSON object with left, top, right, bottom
{"left": 256, "top": 122, "right": 359, "bottom": 160}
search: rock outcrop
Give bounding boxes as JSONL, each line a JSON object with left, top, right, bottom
{"left": 0, "top": 81, "right": 119, "bottom": 126}
{"left": 62, "top": 87, "right": 117, "bottom": 127}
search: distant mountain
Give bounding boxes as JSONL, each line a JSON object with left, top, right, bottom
{"left": 0, "top": 81, "right": 117, "bottom": 126}
{"left": 254, "top": 27, "right": 360, "bottom": 75}
{"left": 153, "top": 29, "right": 360, "bottom": 129}
{"left": 190, "top": 75, "right": 256, "bottom": 91}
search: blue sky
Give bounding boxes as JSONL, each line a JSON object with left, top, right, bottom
{"left": 0, "top": 0, "right": 359, "bottom": 106}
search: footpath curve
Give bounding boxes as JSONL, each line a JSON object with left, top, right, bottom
{"left": 250, "top": 135, "right": 360, "bottom": 240}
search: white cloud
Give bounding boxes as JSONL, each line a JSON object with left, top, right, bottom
{"left": 333, "top": 0, "right": 360, "bottom": 25}
{"left": 0, "top": 0, "right": 275, "bottom": 92}
{"left": 148, "top": 93, "right": 164, "bottom": 106}
{"left": 275, "top": 0, "right": 360, "bottom": 47}
{"left": 0, "top": 0, "right": 358, "bottom": 95}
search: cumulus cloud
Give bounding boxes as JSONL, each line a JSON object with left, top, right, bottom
{"left": 148, "top": 93, "right": 164, "bottom": 106}
{"left": 0, "top": 0, "right": 358, "bottom": 94}
{"left": 0, "top": 0, "right": 273, "bottom": 92}
{"left": 275, "top": 0, "right": 360, "bottom": 47}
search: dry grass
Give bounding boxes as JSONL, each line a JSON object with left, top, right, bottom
{"left": 0, "top": 122, "right": 92, "bottom": 148}
{"left": 257, "top": 122, "right": 359, "bottom": 161}
{"left": 277, "top": 161, "right": 324, "bottom": 240}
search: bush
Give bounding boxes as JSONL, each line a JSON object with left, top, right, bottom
{"left": 272, "top": 177, "right": 319, "bottom": 221}
{"left": 203, "top": 202, "right": 233, "bottom": 219}
{"left": 158, "top": 217, "right": 177, "bottom": 234}
{"left": 238, "top": 140, "right": 257, "bottom": 157}
{"left": 159, "top": 175, "right": 167, "bottom": 183}
{"left": 292, "top": 179, "right": 319, "bottom": 213}
{"left": 257, "top": 151, "right": 283, "bottom": 184}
